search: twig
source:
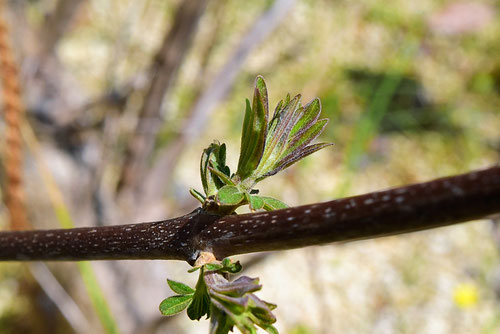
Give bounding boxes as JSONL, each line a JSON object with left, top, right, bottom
{"left": 0, "top": 165, "right": 499, "bottom": 264}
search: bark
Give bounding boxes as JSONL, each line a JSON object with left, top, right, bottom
{"left": 0, "top": 165, "right": 498, "bottom": 265}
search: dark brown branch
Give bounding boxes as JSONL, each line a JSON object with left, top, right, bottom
{"left": 1, "top": 166, "right": 499, "bottom": 264}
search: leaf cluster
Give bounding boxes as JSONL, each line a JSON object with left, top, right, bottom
{"left": 190, "top": 76, "right": 332, "bottom": 214}
{"left": 160, "top": 259, "right": 278, "bottom": 334}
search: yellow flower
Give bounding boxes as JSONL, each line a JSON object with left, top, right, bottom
{"left": 453, "top": 282, "right": 479, "bottom": 308}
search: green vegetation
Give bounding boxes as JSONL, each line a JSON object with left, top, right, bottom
{"left": 190, "top": 76, "right": 332, "bottom": 215}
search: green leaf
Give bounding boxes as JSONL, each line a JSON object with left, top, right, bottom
{"left": 205, "top": 263, "right": 224, "bottom": 271}
{"left": 289, "top": 97, "right": 321, "bottom": 138}
{"left": 187, "top": 291, "right": 211, "bottom": 321}
{"left": 208, "top": 165, "right": 235, "bottom": 186}
{"left": 159, "top": 295, "right": 193, "bottom": 316}
{"left": 222, "top": 258, "right": 232, "bottom": 267}
{"left": 201, "top": 143, "right": 221, "bottom": 196}
{"left": 262, "top": 325, "right": 279, "bottom": 334}
{"left": 167, "top": 279, "right": 195, "bottom": 295}
{"left": 189, "top": 188, "right": 205, "bottom": 204}
{"left": 237, "top": 76, "right": 269, "bottom": 180}
{"left": 248, "top": 195, "right": 265, "bottom": 211}
{"left": 261, "top": 197, "right": 288, "bottom": 211}
{"left": 188, "top": 269, "right": 211, "bottom": 320}
{"left": 283, "top": 118, "right": 329, "bottom": 160}
{"left": 221, "top": 258, "right": 242, "bottom": 274}
{"left": 217, "top": 185, "right": 245, "bottom": 206}
{"left": 188, "top": 266, "right": 201, "bottom": 273}
{"left": 210, "top": 307, "right": 234, "bottom": 334}
{"left": 256, "top": 95, "right": 302, "bottom": 176}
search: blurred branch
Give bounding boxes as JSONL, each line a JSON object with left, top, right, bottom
{"left": 142, "top": 0, "right": 297, "bottom": 204}
{"left": 1, "top": 165, "right": 499, "bottom": 264}
{"left": 39, "top": 0, "right": 87, "bottom": 58}
{"left": 28, "top": 263, "right": 92, "bottom": 334}
{"left": 116, "top": 0, "right": 209, "bottom": 196}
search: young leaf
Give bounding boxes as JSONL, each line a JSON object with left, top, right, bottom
{"left": 205, "top": 263, "right": 224, "bottom": 271}
{"left": 221, "top": 258, "right": 242, "bottom": 274}
{"left": 208, "top": 166, "right": 235, "bottom": 186}
{"left": 261, "top": 197, "right": 288, "bottom": 211}
{"left": 167, "top": 279, "right": 195, "bottom": 295}
{"left": 249, "top": 195, "right": 265, "bottom": 211}
{"left": 159, "top": 295, "right": 193, "bottom": 316}
{"left": 189, "top": 188, "right": 205, "bottom": 204}
{"left": 271, "top": 142, "right": 333, "bottom": 176}
{"left": 209, "top": 292, "right": 248, "bottom": 314}
{"left": 217, "top": 185, "right": 245, "bottom": 206}
{"left": 237, "top": 77, "right": 269, "bottom": 180}
{"left": 188, "top": 282, "right": 211, "bottom": 320}
{"left": 201, "top": 143, "right": 221, "bottom": 196}
{"left": 289, "top": 98, "right": 321, "bottom": 138}
{"left": 209, "top": 276, "right": 262, "bottom": 297}
{"left": 262, "top": 325, "right": 279, "bottom": 334}
{"left": 248, "top": 294, "right": 276, "bottom": 323}
{"left": 210, "top": 307, "right": 235, "bottom": 334}
{"left": 283, "top": 118, "right": 329, "bottom": 160}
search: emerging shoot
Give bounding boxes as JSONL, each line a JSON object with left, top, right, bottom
{"left": 190, "top": 75, "right": 332, "bottom": 215}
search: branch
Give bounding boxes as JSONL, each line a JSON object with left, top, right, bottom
{"left": 39, "top": 0, "right": 87, "bottom": 57}
{"left": 116, "top": 0, "right": 209, "bottom": 196}
{"left": 1, "top": 166, "right": 499, "bottom": 264}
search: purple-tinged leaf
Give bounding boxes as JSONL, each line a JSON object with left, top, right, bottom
{"left": 258, "top": 95, "right": 302, "bottom": 173}
{"left": 209, "top": 276, "right": 261, "bottom": 296}
{"left": 289, "top": 98, "right": 321, "bottom": 138}
{"left": 209, "top": 291, "right": 249, "bottom": 313}
{"left": 248, "top": 294, "right": 277, "bottom": 323}
{"left": 282, "top": 118, "right": 329, "bottom": 160}
{"left": 269, "top": 142, "right": 333, "bottom": 177}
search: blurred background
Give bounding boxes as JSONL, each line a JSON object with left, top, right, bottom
{"left": 0, "top": 0, "right": 499, "bottom": 333}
